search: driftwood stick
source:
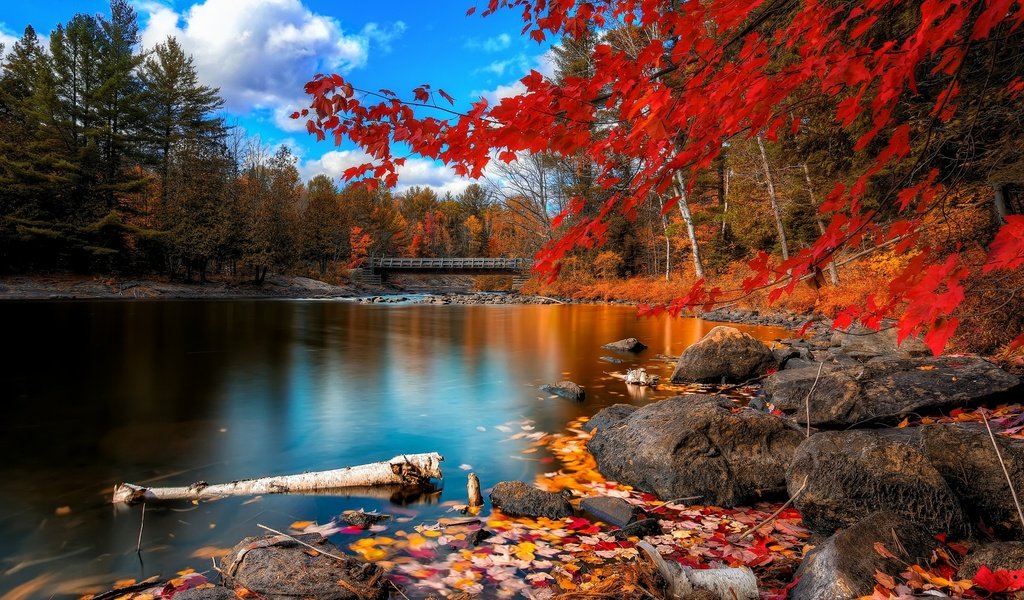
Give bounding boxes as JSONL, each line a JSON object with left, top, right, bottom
{"left": 982, "top": 412, "right": 1024, "bottom": 532}
{"left": 805, "top": 362, "right": 824, "bottom": 437}
{"left": 113, "top": 453, "right": 444, "bottom": 504}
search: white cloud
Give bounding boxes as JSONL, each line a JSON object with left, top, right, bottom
{"left": 471, "top": 50, "right": 556, "bottom": 105}
{"left": 300, "top": 150, "right": 474, "bottom": 196}
{"left": 0, "top": 23, "right": 19, "bottom": 58}
{"left": 466, "top": 33, "right": 512, "bottom": 53}
{"left": 138, "top": 0, "right": 404, "bottom": 121}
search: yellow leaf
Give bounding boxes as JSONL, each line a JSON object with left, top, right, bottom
{"left": 190, "top": 546, "right": 230, "bottom": 560}
{"left": 897, "top": 417, "right": 910, "bottom": 428}
{"left": 112, "top": 579, "right": 136, "bottom": 589}
{"left": 176, "top": 568, "right": 194, "bottom": 576}
{"left": 289, "top": 520, "right": 314, "bottom": 530}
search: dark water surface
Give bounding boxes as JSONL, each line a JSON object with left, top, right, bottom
{"left": 0, "top": 299, "right": 787, "bottom": 597}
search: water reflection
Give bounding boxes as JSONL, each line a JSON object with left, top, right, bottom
{"left": 0, "top": 300, "right": 787, "bottom": 596}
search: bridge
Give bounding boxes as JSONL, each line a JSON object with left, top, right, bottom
{"left": 352, "top": 257, "right": 533, "bottom": 286}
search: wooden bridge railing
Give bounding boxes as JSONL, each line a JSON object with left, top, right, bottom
{"left": 368, "top": 257, "right": 533, "bottom": 272}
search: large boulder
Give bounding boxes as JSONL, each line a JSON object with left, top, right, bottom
{"left": 587, "top": 395, "right": 803, "bottom": 506}
{"left": 670, "top": 326, "right": 777, "bottom": 384}
{"left": 602, "top": 337, "right": 648, "bottom": 353}
{"left": 920, "top": 424, "right": 1024, "bottom": 539}
{"left": 830, "top": 323, "right": 930, "bottom": 360}
{"left": 583, "top": 404, "right": 636, "bottom": 432}
{"left": 764, "top": 356, "right": 1019, "bottom": 427}
{"left": 790, "top": 512, "right": 939, "bottom": 600}
{"left": 787, "top": 429, "right": 970, "bottom": 537}
{"left": 221, "top": 534, "right": 387, "bottom": 600}
{"left": 540, "top": 381, "right": 586, "bottom": 401}
{"left": 958, "top": 542, "right": 1024, "bottom": 579}
{"left": 489, "top": 481, "right": 573, "bottom": 519}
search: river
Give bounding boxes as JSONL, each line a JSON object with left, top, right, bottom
{"left": 0, "top": 299, "right": 787, "bottom": 597}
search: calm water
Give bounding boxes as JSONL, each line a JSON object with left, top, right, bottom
{"left": 0, "top": 299, "right": 787, "bottom": 597}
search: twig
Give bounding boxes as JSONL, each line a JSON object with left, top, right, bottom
{"left": 648, "top": 496, "right": 704, "bottom": 512}
{"left": 981, "top": 411, "right": 1024, "bottom": 532}
{"left": 136, "top": 503, "right": 146, "bottom": 553}
{"left": 805, "top": 362, "right": 824, "bottom": 438}
{"left": 738, "top": 475, "right": 809, "bottom": 541}
{"left": 255, "top": 524, "right": 350, "bottom": 562}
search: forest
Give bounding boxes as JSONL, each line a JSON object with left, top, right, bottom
{"left": 2, "top": 0, "right": 1023, "bottom": 354}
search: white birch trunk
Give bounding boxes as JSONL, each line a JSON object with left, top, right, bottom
{"left": 756, "top": 135, "right": 790, "bottom": 261}
{"left": 112, "top": 453, "right": 444, "bottom": 504}
{"left": 673, "top": 172, "right": 706, "bottom": 279}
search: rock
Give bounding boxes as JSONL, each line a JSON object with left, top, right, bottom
{"left": 830, "top": 323, "right": 930, "bottom": 360}
{"left": 340, "top": 510, "right": 391, "bottom": 528}
{"left": 587, "top": 395, "right": 804, "bottom": 507}
{"left": 580, "top": 496, "right": 644, "bottom": 527}
{"left": 782, "top": 358, "right": 813, "bottom": 370}
{"left": 670, "top": 326, "right": 777, "bottom": 384}
{"left": 489, "top": 481, "right": 573, "bottom": 519}
{"left": 467, "top": 528, "right": 493, "bottom": 546}
{"left": 764, "top": 356, "right": 1019, "bottom": 427}
{"left": 958, "top": 542, "right": 1024, "bottom": 579}
{"left": 787, "top": 429, "right": 970, "bottom": 537}
{"left": 790, "top": 512, "right": 939, "bottom": 600}
{"left": 540, "top": 381, "right": 586, "bottom": 401}
{"left": 599, "top": 355, "right": 624, "bottom": 364}
{"left": 616, "top": 518, "right": 663, "bottom": 539}
{"left": 221, "top": 534, "right": 387, "bottom": 600}
{"left": 583, "top": 404, "right": 637, "bottom": 432}
{"left": 602, "top": 337, "right": 648, "bottom": 353}
{"left": 173, "top": 588, "right": 239, "bottom": 600}
{"left": 919, "top": 423, "right": 1024, "bottom": 539}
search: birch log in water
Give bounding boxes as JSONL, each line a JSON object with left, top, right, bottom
{"left": 112, "top": 453, "right": 444, "bottom": 504}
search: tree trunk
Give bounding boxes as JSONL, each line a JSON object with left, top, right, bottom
{"left": 756, "top": 136, "right": 790, "bottom": 261}
{"left": 657, "top": 194, "right": 672, "bottom": 281}
{"left": 802, "top": 163, "right": 839, "bottom": 285}
{"left": 112, "top": 453, "right": 444, "bottom": 504}
{"left": 994, "top": 182, "right": 1009, "bottom": 224}
{"left": 673, "top": 172, "right": 706, "bottom": 280}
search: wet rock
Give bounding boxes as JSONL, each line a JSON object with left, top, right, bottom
{"left": 670, "top": 326, "right": 777, "bottom": 384}
{"left": 489, "top": 481, "right": 573, "bottom": 519}
{"left": 958, "top": 542, "right": 1024, "bottom": 579}
{"left": 920, "top": 423, "right": 1024, "bottom": 539}
{"left": 588, "top": 395, "right": 803, "bottom": 507}
{"left": 602, "top": 337, "right": 648, "bottom": 353}
{"left": 173, "top": 588, "right": 239, "bottom": 600}
{"left": 540, "top": 381, "right": 586, "bottom": 401}
{"left": 583, "top": 404, "right": 636, "bottom": 432}
{"left": 830, "top": 323, "right": 930, "bottom": 360}
{"left": 467, "top": 528, "right": 494, "bottom": 546}
{"left": 599, "top": 355, "right": 624, "bottom": 364}
{"left": 787, "top": 429, "right": 969, "bottom": 537}
{"left": 764, "top": 356, "right": 1019, "bottom": 427}
{"left": 790, "top": 512, "right": 939, "bottom": 600}
{"left": 221, "top": 533, "right": 387, "bottom": 600}
{"left": 581, "top": 496, "right": 644, "bottom": 527}
{"left": 340, "top": 510, "right": 391, "bottom": 528}
{"left": 616, "top": 518, "right": 664, "bottom": 539}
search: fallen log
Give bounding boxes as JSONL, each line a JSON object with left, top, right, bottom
{"left": 638, "top": 541, "right": 758, "bottom": 600}
{"left": 112, "top": 452, "right": 444, "bottom": 504}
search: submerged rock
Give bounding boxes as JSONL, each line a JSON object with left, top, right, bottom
{"left": 174, "top": 588, "right": 239, "bottom": 600}
{"left": 790, "top": 512, "right": 939, "bottom": 600}
{"left": 601, "top": 337, "right": 648, "bottom": 353}
{"left": 764, "top": 356, "right": 1019, "bottom": 427}
{"left": 787, "top": 429, "right": 969, "bottom": 537}
{"left": 587, "top": 395, "right": 803, "bottom": 506}
{"left": 540, "top": 381, "right": 586, "bottom": 401}
{"left": 670, "top": 326, "right": 777, "bottom": 384}
{"left": 489, "top": 481, "right": 573, "bottom": 519}
{"left": 221, "top": 533, "right": 387, "bottom": 600}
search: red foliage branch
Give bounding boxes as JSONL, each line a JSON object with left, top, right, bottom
{"left": 298, "top": 0, "right": 1024, "bottom": 355}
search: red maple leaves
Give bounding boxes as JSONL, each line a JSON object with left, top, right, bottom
{"left": 296, "top": 0, "right": 1024, "bottom": 355}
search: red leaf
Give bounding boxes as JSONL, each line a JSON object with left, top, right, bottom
{"left": 973, "top": 565, "right": 1024, "bottom": 593}
{"left": 984, "top": 215, "right": 1024, "bottom": 272}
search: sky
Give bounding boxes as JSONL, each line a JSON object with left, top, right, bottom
{"left": 0, "top": 0, "right": 556, "bottom": 195}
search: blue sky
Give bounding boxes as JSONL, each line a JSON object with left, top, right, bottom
{"left": 0, "top": 1, "right": 555, "bottom": 194}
